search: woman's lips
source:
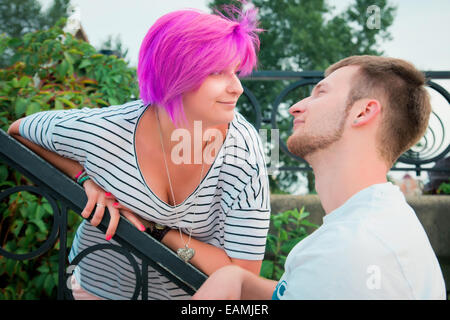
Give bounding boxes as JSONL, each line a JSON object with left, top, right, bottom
{"left": 217, "top": 101, "right": 236, "bottom": 107}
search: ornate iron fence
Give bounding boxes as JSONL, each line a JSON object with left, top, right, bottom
{"left": 0, "top": 70, "right": 449, "bottom": 300}
{"left": 241, "top": 71, "right": 450, "bottom": 176}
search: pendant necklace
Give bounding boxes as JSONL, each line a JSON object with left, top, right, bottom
{"left": 155, "top": 107, "right": 206, "bottom": 263}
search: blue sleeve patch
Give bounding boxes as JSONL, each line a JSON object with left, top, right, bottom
{"left": 272, "top": 280, "right": 287, "bottom": 300}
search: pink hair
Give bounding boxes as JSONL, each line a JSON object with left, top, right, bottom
{"left": 137, "top": 3, "right": 262, "bottom": 126}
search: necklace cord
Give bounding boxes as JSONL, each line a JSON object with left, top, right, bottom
{"left": 155, "top": 107, "right": 207, "bottom": 248}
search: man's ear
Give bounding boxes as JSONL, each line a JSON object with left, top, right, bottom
{"left": 352, "top": 99, "right": 381, "bottom": 127}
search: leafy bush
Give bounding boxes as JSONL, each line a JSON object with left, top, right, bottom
{"left": 260, "top": 207, "right": 319, "bottom": 280}
{"left": 437, "top": 180, "right": 450, "bottom": 195}
{"left": 0, "top": 174, "right": 81, "bottom": 299}
{"left": 0, "top": 18, "right": 139, "bottom": 299}
{"left": 0, "top": 18, "right": 139, "bottom": 132}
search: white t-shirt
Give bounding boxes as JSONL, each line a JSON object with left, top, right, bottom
{"left": 273, "top": 182, "right": 446, "bottom": 300}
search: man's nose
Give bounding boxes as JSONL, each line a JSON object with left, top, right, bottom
{"left": 289, "top": 98, "right": 308, "bottom": 116}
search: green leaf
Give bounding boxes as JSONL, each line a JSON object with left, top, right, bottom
{"left": 30, "top": 219, "right": 48, "bottom": 233}
{"left": 42, "top": 202, "right": 53, "bottom": 214}
{"left": 274, "top": 265, "right": 285, "bottom": 281}
{"left": 5, "top": 259, "right": 17, "bottom": 276}
{"left": 79, "top": 59, "right": 92, "bottom": 69}
{"left": 260, "top": 260, "right": 274, "bottom": 279}
{"left": 52, "top": 272, "right": 59, "bottom": 287}
{"left": 24, "top": 202, "right": 38, "bottom": 219}
{"left": 56, "top": 60, "right": 69, "bottom": 78}
{"left": 59, "top": 97, "right": 76, "bottom": 109}
{"left": 54, "top": 99, "right": 64, "bottom": 110}
{"left": 0, "top": 164, "right": 8, "bottom": 182}
{"left": 26, "top": 102, "right": 41, "bottom": 116}
{"left": 25, "top": 224, "right": 37, "bottom": 237}
{"left": 4, "top": 240, "right": 17, "bottom": 253}
{"left": 18, "top": 206, "right": 28, "bottom": 219}
{"left": 43, "top": 274, "right": 55, "bottom": 296}
{"left": 279, "top": 229, "right": 288, "bottom": 242}
{"left": 281, "top": 238, "right": 303, "bottom": 254}
{"left": 35, "top": 204, "right": 46, "bottom": 220}
{"left": 108, "top": 97, "right": 119, "bottom": 105}
{"left": 34, "top": 273, "right": 46, "bottom": 289}
{"left": 11, "top": 219, "right": 24, "bottom": 237}
{"left": 18, "top": 76, "right": 31, "bottom": 87}
{"left": 2, "top": 206, "right": 10, "bottom": 219}
{"left": 15, "top": 98, "right": 28, "bottom": 118}
{"left": 291, "top": 208, "right": 300, "bottom": 219}
{"left": 11, "top": 77, "right": 20, "bottom": 88}
{"left": 112, "top": 75, "right": 122, "bottom": 83}
{"left": 300, "top": 220, "right": 320, "bottom": 228}
{"left": 265, "top": 234, "right": 278, "bottom": 255}
{"left": 63, "top": 52, "right": 74, "bottom": 65}
{"left": 299, "top": 210, "right": 310, "bottom": 220}
{"left": 37, "top": 264, "right": 50, "bottom": 274}
{"left": 8, "top": 38, "right": 22, "bottom": 48}
{"left": 273, "top": 220, "right": 282, "bottom": 230}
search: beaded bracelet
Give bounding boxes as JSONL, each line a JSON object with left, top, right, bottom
{"left": 75, "top": 169, "right": 91, "bottom": 186}
{"left": 74, "top": 169, "right": 84, "bottom": 179}
{"left": 78, "top": 175, "right": 91, "bottom": 185}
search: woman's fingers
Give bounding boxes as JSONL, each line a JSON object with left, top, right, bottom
{"left": 121, "top": 209, "right": 148, "bottom": 232}
{"left": 83, "top": 188, "right": 148, "bottom": 240}
{"left": 110, "top": 201, "right": 148, "bottom": 230}
{"left": 81, "top": 196, "right": 97, "bottom": 219}
{"left": 104, "top": 209, "right": 146, "bottom": 241}
{"left": 105, "top": 191, "right": 114, "bottom": 199}
{"left": 90, "top": 197, "right": 106, "bottom": 227}
{"left": 105, "top": 204, "right": 121, "bottom": 241}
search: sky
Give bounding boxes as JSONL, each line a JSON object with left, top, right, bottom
{"left": 37, "top": 0, "right": 450, "bottom": 70}
{"left": 37, "top": 0, "right": 450, "bottom": 192}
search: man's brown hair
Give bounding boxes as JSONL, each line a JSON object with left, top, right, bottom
{"left": 325, "top": 55, "right": 432, "bottom": 167}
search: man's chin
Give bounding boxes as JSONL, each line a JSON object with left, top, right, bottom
{"left": 286, "top": 133, "right": 327, "bottom": 161}
{"left": 287, "top": 134, "right": 310, "bottom": 160}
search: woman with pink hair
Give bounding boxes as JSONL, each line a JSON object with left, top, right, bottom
{"left": 9, "top": 4, "right": 270, "bottom": 300}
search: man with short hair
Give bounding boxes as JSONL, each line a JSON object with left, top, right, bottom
{"left": 193, "top": 55, "right": 446, "bottom": 300}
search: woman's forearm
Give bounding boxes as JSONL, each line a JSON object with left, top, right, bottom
{"left": 162, "top": 229, "right": 233, "bottom": 276}
{"left": 8, "top": 119, "right": 83, "bottom": 179}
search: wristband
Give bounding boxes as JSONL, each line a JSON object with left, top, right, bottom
{"left": 75, "top": 169, "right": 90, "bottom": 186}
{"left": 74, "top": 169, "right": 84, "bottom": 179}
{"left": 78, "top": 175, "right": 91, "bottom": 185}
{"left": 145, "top": 223, "right": 171, "bottom": 242}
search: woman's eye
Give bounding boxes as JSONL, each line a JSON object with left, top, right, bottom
{"left": 210, "top": 70, "right": 241, "bottom": 77}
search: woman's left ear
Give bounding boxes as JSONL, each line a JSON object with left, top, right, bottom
{"left": 352, "top": 99, "right": 381, "bottom": 126}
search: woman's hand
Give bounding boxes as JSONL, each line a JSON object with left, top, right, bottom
{"left": 80, "top": 179, "right": 149, "bottom": 240}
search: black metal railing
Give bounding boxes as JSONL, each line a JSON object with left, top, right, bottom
{"left": 1, "top": 70, "right": 449, "bottom": 300}
{"left": 0, "top": 129, "right": 207, "bottom": 300}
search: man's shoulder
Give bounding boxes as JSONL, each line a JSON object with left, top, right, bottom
{"left": 281, "top": 187, "right": 446, "bottom": 299}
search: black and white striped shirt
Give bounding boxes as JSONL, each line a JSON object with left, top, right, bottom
{"left": 19, "top": 100, "right": 271, "bottom": 300}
